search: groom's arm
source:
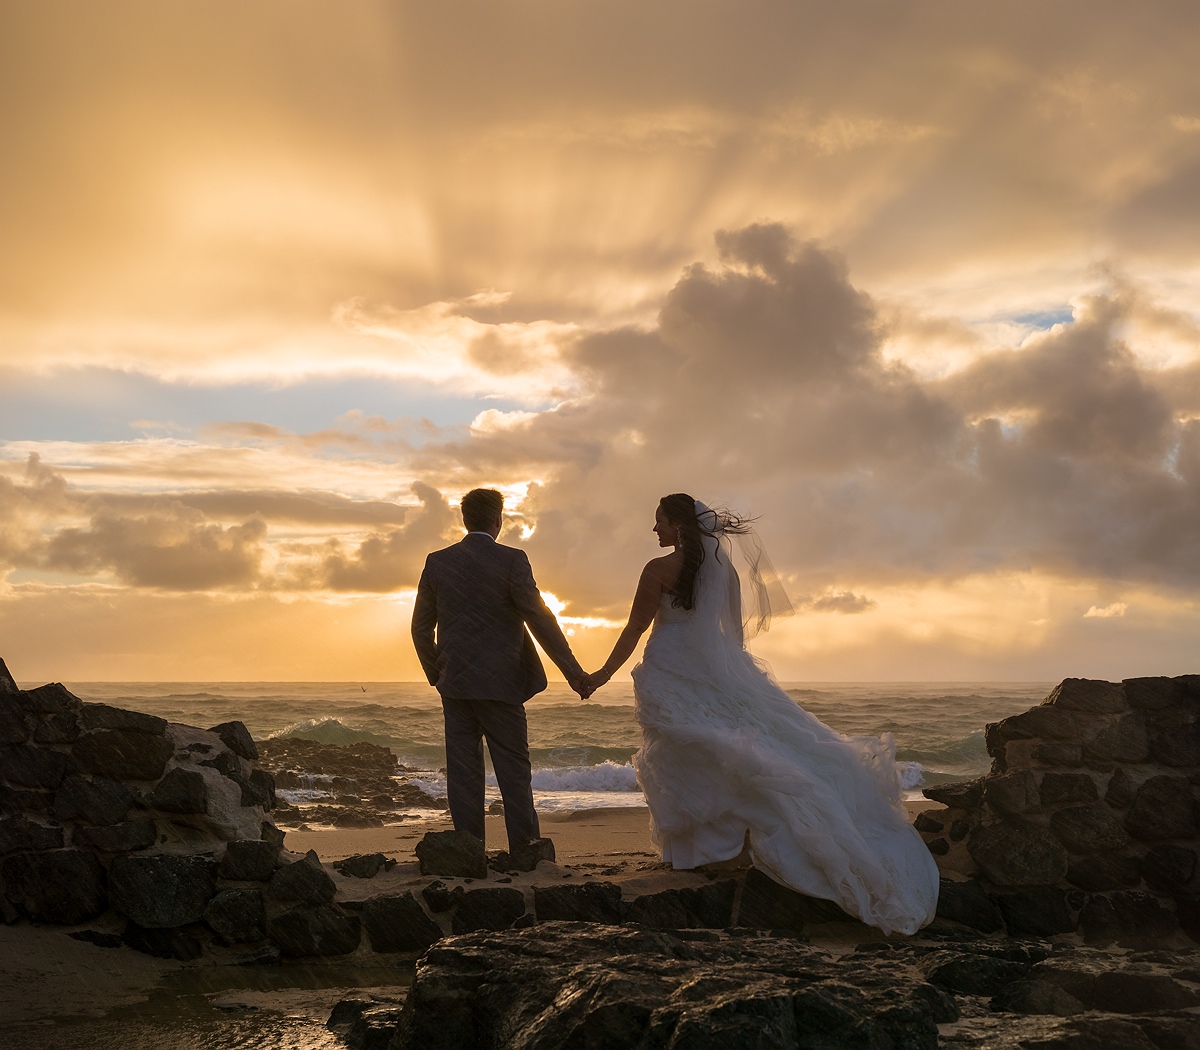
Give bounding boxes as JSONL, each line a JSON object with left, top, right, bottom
{"left": 508, "top": 551, "right": 586, "bottom": 684}
{"left": 410, "top": 556, "right": 441, "bottom": 687}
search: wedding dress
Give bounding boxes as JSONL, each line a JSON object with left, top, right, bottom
{"left": 630, "top": 509, "right": 939, "bottom": 936}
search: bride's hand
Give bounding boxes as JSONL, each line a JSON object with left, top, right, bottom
{"left": 586, "top": 668, "right": 613, "bottom": 693}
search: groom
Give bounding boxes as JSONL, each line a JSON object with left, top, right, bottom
{"left": 411, "top": 487, "right": 590, "bottom": 856}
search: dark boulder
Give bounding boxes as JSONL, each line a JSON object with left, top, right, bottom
{"left": 73, "top": 820, "right": 157, "bottom": 852}
{"left": 737, "top": 866, "right": 855, "bottom": 930}
{"left": 1040, "top": 773, "right": 1099, "bottom": 806}
{"left": 0, "top": 693, "right": 26, "bottom": 745}
{"left": 1080, "top": 891, "right": 1180, "bottom": 947}
{"left": 1045, "top": 678, "right": 1127, "bottom": 714}
{"left": 1139, "top": 844, "right": 1197, "bottom": 891}
{"left": 73, "top": 728, "right": 173, "bottom": 781}
{"left": 79, "top": 703, "right": 168, "bottom": 735}
{"left": 923, "top": 952, "right": 1031, "bottom": 995}
{"left": 219, "top": 839, "right": 279, "bottom": 881}
{"left": 1124, "top": 677, "right": 1182, "bottom": 710}
{"left": 122, "top": 923, "right": 204, "bottom": 960}
{"left": 146, "top": 767, "right": 209, "bottom": 814}
{"left": 1083, "top": 713, "right": 1149, "bottom": 766}
{"left": 991, "top": 978, "right": 1086, "bottom": 1016}
{"left": 623, "top": 879, "right": 737, "bottom": 929}
{"left": 1066, "top": 855, "right": 1141, "bottom": 891}
{"left": 0, "top": 815, "right": 64, "bottom": 854}
{"left": 1105, "top": 767, "right": 1133, "bottom": 808}
{"left": 509, "top": 836, "right": 555, "bottom": 872}
{"left": 209, "top": 721, "right": 258, "bottom": 760}
{"left": 332, "top": 852, "right": 391, "bottom": 879}
{"left": 2, "top": 849, "right": 107, "bottom": 923}
{"left": 968, "top": 821, "right": 1069, "bottom": 886}
{"left": 1050, "top": 802, "right": 1134, "bottom": 853}
{"left": 913, "top": 809, "right": 944, "bottom": 834}
{"left": 415, "top": 829, "right": 487, "bottom": 879}
{"left": 992, "top": 706, "right": 1080, "bottom": 744}
{"left": 450, "top": 887, "right": 526, "bottom": 933}
{"left": 53, "top": 775, "right": 132, "bottom": 826}
{"left": 0, "top": 745, "right": 67, "bottom": 789}
{"left": 362, "top": 893, "right": 442, "bottom": 952}
{"left": 985, "top": 771, "right": 1040, "bottom": 816}
{"left": 109, "top": 853, "right": 217, "bottom": 928}
{"left": 1144, "top": 707, "right": 1200, "bottom": 767}
{"left": 268, "top": 850, "right": 336, "bottom": 904}
{"left": 421, "top": 880, "right": 463, "bottom": 913}
{"left": 203, "top": 888, "right": 266, "bottom": 945}
{"left": 267, "top": 904, "right": 360, "bottom": 957}
{"left": 923, "top": 776, "right": 984, "bottom": 809}
{"left": 534, "top": 881, "right": 622, "bottom": 923}
{"left": 248, "top": 769, "right": 276, "bottom": 809}
{"left": 1126, "top": 775, "right": 1197, "bottom": 840}
{"left": 0, "top": 785, "right": 52, "bottom": 815}
{"left": 933, "top": 878, "right": 1005, "bottom": 932}
{"left": 0, "top": 658, "right": 18, "bottom": 693}
{"left": 992, "top": 889, "right": 1077, "bottom": 936}
{"left": 1032, "top": 741, "right": 1082, "bottom": 767}
{"left": 32, "top": 711, "right": 79, "bottom": 745}
{"left": 22, "top": 683, "right": 82, "bottom": 716}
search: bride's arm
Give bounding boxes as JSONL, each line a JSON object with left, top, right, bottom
{"left": 590, "top": 563, "right": 665, "bottom": 687}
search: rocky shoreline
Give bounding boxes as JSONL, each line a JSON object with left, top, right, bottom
{"left": 3, "top": 661, "right": 1200, "bottom": 1047}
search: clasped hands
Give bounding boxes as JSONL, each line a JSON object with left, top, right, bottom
{"left": 570, "top": 667, "right": 614, "bottom": 700}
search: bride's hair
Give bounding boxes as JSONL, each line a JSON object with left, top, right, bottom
{"left": 659, "top": 492, "right": 754, "bottom": 610}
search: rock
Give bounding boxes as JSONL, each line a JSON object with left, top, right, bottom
{"left": 923, "top": 952, "right": 1031, "bottom": 995}
{"left": 415, "top": 829, "right": 487, "bottom": 879}
{"left": 534, "top": 882, "right": 622, "bottom": 923}
{"left": 73, "top": 820, "right": 157, "bottom": 852}
{"left": 333, "top": 852, "right": 390, "bottom": 879}
{"left": 985, "top": 771, "right": 1041, "bottom": 816}
{"left": 913, "top": 810, "right": 945, "bottom": 834}
{"left": 1124, "top": 677, "right": 1182, "bottom": 710}
{"left": 1079, "top": 891, "right": 1180, "bottom": 947}
{"left": 53, "top": 775, "right": 133, "bottom": 826}
{"left": 0, "top": 693, "right": 26, "bottom": 745}
{"left": 993, "top": 889, "right": 1077, "bottom": 936}
{"left": 1050, "top": 802, "right": 1134, "bottom": 853}
{"left": 422, "top": 880, "right": 464, "bottom": 912}
{"left": 1091, "top": 971, "right": 1200, "bottom": 1012}
{"left": 248, "top": 769, "right": 276, "bottom": 809}
{"left": 203, "top": 888, "right": 266, "bottom": 945}
{"left": 510, "top": 836, "right": 556, "bottom": 872}
{"left": 1032, "top": 741, "right": 1083, "bottom": 767}
{"left": 219, "top": 839, "right": 280, "bottom": 881}
{"left": 933, "top": 879, "right": 1005, "bottom": 932}
{"left": 1040, "top": 773, "right": 1099, "bottom": 806}
{"left": 1174, "top": 894, "right": 1200, "bottom": 942}
{"left": 146, "top": 767, "right": 209, "bottom": 814}
{"left": 73, "top": 728, "right": 174, "bottom": 781}
{"left": 1066, "top": 855, "right": 1141, "bottom": 891}
{"left": 267, "top": 904, "right": 360, "bottom": 957}
{"left": 1, "top": 849, "right": 107, "bottom": 923}
{"left": 22, "top": 683, "right": 82, "bottom": 716}
{"left": 1104, "top": 768, "right": 1133, "bottom": 808}
{"left": 1145, "top": 707, "right": 1200, "bottom": 767}
{"left": 450, "top": 887, "right": 526, "bottom": 933}
{"left": 332, "top": 1001, "right": 407, "bottom": 1050}
{"left": 1140, "top": 844, "right": 1197, "bottom": 891}
{"left": 0, "top": 815, "right": 64, "bottom": 854}
{"left": 968, "top": 821, "right": 1069, "bottom": 886}
{"left": 32, "top": 711, "right": 79, "bottom": 744}
{"left": 993, "top": 706, "right": 1081, "bottom": 744}
{"left": 268, "top": 850, "right": 336, "bottom": 904}
{"left": 109, "top": 853, "right": 217, "bottom": 928}
{"left": 0, "top": 784, "right": 52, "bottom": 815}
{"left": 261, "top": 821, "right": 285, "bottom": 848}
{"left": 122, "top": 923, "right": 204, "bottom": 960}
{"left": 0, "top": 658, "right": 18, "bottom": 693}
{"left": 79, "top": 703, "right": 168, "bottom": 734}
{"left": 209, "top": 721, "right": 258, "bottom": 760}
{"left": 991, "top": 978, "right": 1086, "bottom": 1016}
{"left": 68, "top": 929, "right": 123, "bottom": 948}
{"left": 1083, "top": 713, "right": 1149, "bottom": 766}
{"left": 1126, "top": 775, "right": 1197, "bottom": 840}
{"left": 1046, "top": 678, "right": 1127, "bottom": 714}
{"left": 922, "top": 777, "right": 984, "bottom": 809}
{"left": 362, "top": 893, "right": 442, "bottom": 952}
{"left": 0, "top": 744, "right": 68, "bottom": 789}
{"left": 623, "top": 880, "right": 737, "bottom": 929}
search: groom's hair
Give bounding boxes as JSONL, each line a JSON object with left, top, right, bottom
{"left": 461, "top": 488, "right": 504, "bottom": 532}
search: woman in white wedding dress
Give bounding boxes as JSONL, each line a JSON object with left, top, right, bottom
{"left": 586, "top": 493, "right": 939, "bottom": 936}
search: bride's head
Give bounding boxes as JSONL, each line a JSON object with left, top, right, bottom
{"left": 656, "top": 494, "right": 756, "bottom": 610}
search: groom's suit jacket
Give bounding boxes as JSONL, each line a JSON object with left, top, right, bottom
{"left": 411, "top": 534, "right": 584, "bottom": 704}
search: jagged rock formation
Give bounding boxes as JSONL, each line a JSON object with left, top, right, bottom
{"left": 917, "top": 675, "right": 1200, "bottom": 945}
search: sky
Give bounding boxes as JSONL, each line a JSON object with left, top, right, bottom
{"left": 2, "top": 1, "right": 1198, "bottom": 683}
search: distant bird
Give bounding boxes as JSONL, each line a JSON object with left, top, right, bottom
{"left": 361, "top": 685, "right": 367, "bottom": 692}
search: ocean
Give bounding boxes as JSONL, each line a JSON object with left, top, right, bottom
{"left": 68, "top": 681, "right": 1051, "bottom": 816}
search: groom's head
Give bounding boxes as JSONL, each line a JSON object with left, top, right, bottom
{"left": 461, "top": 488, "right": 504, "bottom": 536}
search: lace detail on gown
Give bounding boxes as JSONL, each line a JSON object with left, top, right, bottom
{"left": 632, "top": 589, "right": 939, "bottom": 936}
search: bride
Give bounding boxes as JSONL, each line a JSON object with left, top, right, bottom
{"left": 585, "top": 493, "right": 939, "bottom": 936}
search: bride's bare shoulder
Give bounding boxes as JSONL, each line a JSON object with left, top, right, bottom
{"left": 643, "top": 551, "right": 683, "bottom": 587}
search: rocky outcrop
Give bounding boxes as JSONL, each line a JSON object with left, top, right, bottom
{"left": 372, "top": 923, "right": 1200, "bottom": 1050}
{"left": 918, "top": 674, "right": 1200, "bottom": 945}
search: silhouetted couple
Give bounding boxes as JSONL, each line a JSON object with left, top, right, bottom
{"left": 412, "top": 487, "right": 939, "bottom": 933}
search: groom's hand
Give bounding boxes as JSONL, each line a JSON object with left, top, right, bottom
{"left": 569, "top": 674, "right": 593, "bottom": 700}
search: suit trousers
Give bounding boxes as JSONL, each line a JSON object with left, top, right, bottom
{"left": 441, "top": 697, "right": 539, "bottom": 851}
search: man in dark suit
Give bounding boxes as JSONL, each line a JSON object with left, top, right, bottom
{"left": 411, "top": 488, "right": 589, "bottom": 854}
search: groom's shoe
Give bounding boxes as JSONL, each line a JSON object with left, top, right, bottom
{"left": 510, "top": 837, "right": 556, "bottom": 872}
